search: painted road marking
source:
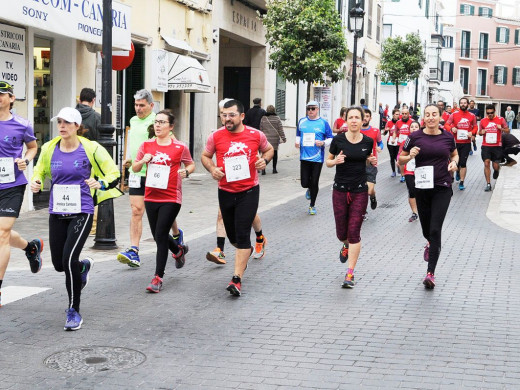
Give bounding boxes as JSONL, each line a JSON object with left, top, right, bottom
{"left": 1, "top": 286, "right": 51, "bottom": 305}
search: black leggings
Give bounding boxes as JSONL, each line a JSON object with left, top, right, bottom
{"left": 145, "top": 202, "right": 181, "bottom": 278}
{"left": 300, "top": 161, "right": 323, "bottom": 207}
{"left": 387, "top": 144, "right": 399, "bottom": 173}
{"left": 415, "top": 186, "right": 452, "bottom": 274}
{"left": 218, "top": 185, "right": 259, "bottom": 249}
{"left": 49, "top": 213, "right": 93, "bottom": 313}
{"left": 272, "top": 150, "right": 278, "bottom": 171}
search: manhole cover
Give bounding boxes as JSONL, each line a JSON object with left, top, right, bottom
{"left": 44, "top": 346, "right": 146, "bottom": 373}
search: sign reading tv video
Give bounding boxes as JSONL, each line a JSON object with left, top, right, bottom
{"left": 0, "top": 24, "right": 26, "bottom": 99}
{"left": 4, "top": 0, "right": 131, "bottom": 50}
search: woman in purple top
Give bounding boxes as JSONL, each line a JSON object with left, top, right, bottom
{"left": 399, "top": 104, "right": 459, "bottom": 289}
{"left": 31, "top": 107, "right": 120, "bottom": 331}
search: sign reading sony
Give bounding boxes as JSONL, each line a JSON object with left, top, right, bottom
{"left": 4, "top": 0, "right": 131, "bottom": 50}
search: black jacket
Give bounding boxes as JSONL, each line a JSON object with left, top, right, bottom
{"left": 75, "top": 103, "right": 101, "bottom": 141}
{"left": 244, "top": 105, "right": 266, "bottom": 130}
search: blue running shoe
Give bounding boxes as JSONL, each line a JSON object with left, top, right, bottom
{"left": 117, "top": 247, "right": 140, "bottom": 268}
{"left": 391, "top": 172, "right": 396, "bottom": 178}
{"left": 455, "top": 171, "right": 460, "bottom": 181}
{"left": 308, "top": 206, "right": 317, "bottom": 215}
{"left": 172, "top": 228, "right": 184, "bottom": 246}
{"left": 305, "top": 189, "right": 311, "bottom": 200}
{"left": 80, "top": 257, "right": 94, "bottom": 290}
{"left": 25, "top": 238, "right": 43, "bottom": 274}
{"left": 459, "top": 182, "right": 465, "bottom": 191}
{"left": 469, "top": 150, "right": 473, "bottom": 156}
{"left": 400, "top": 176, "right": 405, "bottom": 183}
{"left": 64, "top": 308, "right": 83, "bottom": 331}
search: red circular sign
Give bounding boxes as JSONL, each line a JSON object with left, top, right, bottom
{"left": 112, "top": 42, "right": 135, "bottom": 71}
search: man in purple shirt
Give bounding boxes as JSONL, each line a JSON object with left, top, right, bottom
{"left": 0, "top": 81, "right": 44, "bottom": 307}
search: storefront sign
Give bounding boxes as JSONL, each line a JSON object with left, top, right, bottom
{"left": 4, "top": 0, "right": 131, "bottom": 50}
{"left": 0, "top": 24, "right": 26, "bottom": 99}
{"left": 151, "top": 50, "right": 168, "bottom": 92}
{"left": 314, "top": 87, "right": 332, "bottom": 125}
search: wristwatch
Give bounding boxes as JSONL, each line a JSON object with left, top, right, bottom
{"left": 185, "top": 169, "right": 190, "bottom": 178}
{"left": 25, "top": 159, "right": 30, "bottom": 165}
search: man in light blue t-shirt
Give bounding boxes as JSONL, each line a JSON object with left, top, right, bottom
{"left": 295, "top": 100, "right": 333, "bottom": 215}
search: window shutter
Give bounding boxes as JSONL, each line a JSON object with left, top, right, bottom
{"left": 516, "top": 29, "right": 519, "bottom": 45}
{"left": 478, "top": 7, "right": 483, "bottom": 16}
{"left": 460, "top": 4, "right": 464, "bottom": 14}
{"left": 504, "top": 67, "right": 508, "bottom": 85}
{"left": 470, "top": 5, "right": 475, "bottom": 15}
{"left": 513, "top": 69, "right": 517, "bottom": 86}
{"left": 494, "top": 66, "right": 499, "bottom": 84}
{"left": 496, "top": 27, "right": 500, "bottom": 42}
{"left": 506, "top": 28, "right": 510, "bottom": 43}
{"left": 449, "top": 62, "right": 454, "bottom": 82}
{"left": 489, "top": 8, "right": 493, "bottom": 17}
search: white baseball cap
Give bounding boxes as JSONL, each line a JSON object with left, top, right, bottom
{"left": 51, "top": 107, "right": 82, "bottom": 125}
{"left": 306, "top": 100, "right": 320, "bottom": 107}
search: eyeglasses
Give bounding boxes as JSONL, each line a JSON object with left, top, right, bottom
{"left": 306, "top": 107, "right": 317, "bottom": 111}
{"left": 154, "top": 120, "right": 170, "bottom": 125}
{"left": 0, "top": 81, "right": 13, "bottom": 92}
{"left": 57, "top": 119, "right": 72, "bottom": 124}
{"left": 220, "top": 112, "right": 239, "bottom": 119}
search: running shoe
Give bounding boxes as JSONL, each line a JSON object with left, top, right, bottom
{"left": 362, "top": 213, "right": 368, "bottom": 221}
{"left": 227, "top": 275, "right": 242, "bottom": 296}
{"left": 473, "top": 142, "right": 477, "bottom": 151}
{"left": 146, "top": 275, "right": 163, "bottom": 293}
{"left": 253, "top": 236, "right": 267, "bottom": 259}
{"left": 339, "top": 244, "right": 349, "bottom": 263}
{"left": 458, "top": 182, "right": 465, "bottom": 191}
{"left": 305, "top": 189, "right": 311, "bottom": 200}
{"left": 342, "top": 273, "right": 355, "bottom": 288}
{"left": 469, "top": 150, "right": 473, "bottom": 156}
{"left": 173, "top": 245, "right": 188, "bottom": 269}
{"left": 400, "top": 176, "right": 405, "bottom": 183}
{"left": 174, "top": 228, "right": 184, "bottom": 246}
{"left": 370, "top": 196, "right": 377, "bottom": 210}
{"left": 80, "top": 257, "right": 94, "bottom": 291}
{"left": 25, "top": 238, "right": 43, "bottom": 274}
{"left": 423, "top": 243, "right": 430, "bottom": 262}
{"left": 484, "top": 183, "right": 492, "bottom": 192}
{"left": 64, "top": 308, "right": 83, "bottom": 331}
{"left": 117, "top": 247, "right": 140, "bottom": 268}
{"left": 505, "top": 159, "right": 517, "bottom": 167}
{"left": 308, "top": 206, "right": 317, "bottom": 215}
{"left": 391, "top": 172, "right": 396, "bottom": 178}
{"left": 493, "top": 169, "right": 499, "bottom": 180}
{"left": 408, "top": 213, "right": 418, "bottom": 222}
{"left": 455, "top": 171, "right": 460, "bottom": 181}
{"left": 423, "top": 273, "right": 436, "bottom": 289}
{"left": 206, "top": 248, "right": 226, "bottom": 264}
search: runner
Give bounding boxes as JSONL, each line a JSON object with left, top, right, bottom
{"left": 30, "top": 107, "right": 121, "bottom": 329}
{"left": 132, "top": 110, "right": 193, "bottom": 292}
{"left": 0, "top": 81, "right": 44, "bottom": 307}
{"left": 117, "top": 90, "right": 183, "bottom": 268}
{"left": 468, "top": 100, "right": 480, "bottom": 153}
{"left": 326, "top": 106, "right": 377, "bottom": 288}
{"left": 360, "top": 108, "right": 383, "bottom": 217}
{"left": 479, "top": 104, "right": 509, "bottom": 192}
{"left": 201, "top": 99, "right": 273, "bottom": 296}
{"left": 397, "top": 121, "right": 420, "bottom": 222}
{"left": 394, "top": 107, "right": 414, "bottom": 182}
{"left": 296, "top": 100, "right": 333, "bottom": 215}
{"left": 399, "top": 104, "right": 458, "bottom": 289}
{"left": 444, "top": 97, "right": 478, "bottom": 191}
{"left": 332, "top": 107, "right": 348, "bottom": 133}
{"left": 206, "top": 99, "right": 267, "bottom": 265}
{"left": 384, "top": 108, "right": 400, "bottom": 177}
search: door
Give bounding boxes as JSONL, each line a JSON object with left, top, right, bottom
{"left": 223, "top": 67, "right": 251, "bottom": 112}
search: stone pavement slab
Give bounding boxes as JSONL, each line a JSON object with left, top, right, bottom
{"left": 1, "top": 138, "right": 519, "bottom": 389}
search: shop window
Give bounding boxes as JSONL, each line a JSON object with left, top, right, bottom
{"left": 33, "top": 38, "right": 52, "bottom": 162}
{"left": 275, "top": 72, "right": 286, "bottom": 120}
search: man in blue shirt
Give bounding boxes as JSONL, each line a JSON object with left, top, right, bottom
{"left": 295, "top": 100, "right": 333, "bottom": 215}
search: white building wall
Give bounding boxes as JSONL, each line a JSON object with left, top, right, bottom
{"left": 437, "top": 0, "right": 457, "bottom": 105}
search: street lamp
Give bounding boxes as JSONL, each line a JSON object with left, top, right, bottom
{"left": 349, "top": 3, "right": 365, "bottom": 106}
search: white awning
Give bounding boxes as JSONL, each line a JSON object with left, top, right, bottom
{"left": 474, "top": 100, "right": 494, "bottom": 105}
{"left": 168, "top": 53, "right": 211, "bottom": 93}
{"left": 161, "top": 35, "right": 194, "bottom": 53}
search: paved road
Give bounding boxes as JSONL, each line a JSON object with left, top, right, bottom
{"left": 1, "top": 140, "right": 519, "bottom": 389}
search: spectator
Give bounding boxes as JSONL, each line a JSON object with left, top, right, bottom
{"left": 75, "top": 88, "right": 101, "bottom": 141}
{"left": 243, "top": 97, "right": 266, "bottom": 130}
{"left": 259, "top": 105, "right": 286, "bottom": 174}
{"left": 360, "top": 99, "right": 368, "bottom": 109}
{"left": 505, "top": 106, "right": 515, "bottom": 130}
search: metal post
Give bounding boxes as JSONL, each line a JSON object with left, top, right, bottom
{"left": 351, "top": 32, "right": 358, "bottom": 106}
{"left": 414, "top": 77, "right": 419, "bottom": 118}
{"left": 94, "top": 0, "right": 117, "bottom": 250}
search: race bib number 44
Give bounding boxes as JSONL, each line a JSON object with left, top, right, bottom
{"left": 0, "top": 157, "right": 15, "bottom": 183}
{"left": 224, "top": 155, "right": 250, "bottom": 182}
{"left": 53, "top": 184, "right": 81, "bottom": 213}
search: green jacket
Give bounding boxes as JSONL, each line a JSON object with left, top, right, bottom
{"left": 32, "top": 136, "right": 123, "bottom": 205}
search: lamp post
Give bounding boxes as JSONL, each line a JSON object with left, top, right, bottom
{"left": 349, "top": 3, "right": 365, "bottom": 106}
{"left": 94, "top": 0, "right": 117, "bottom": 249}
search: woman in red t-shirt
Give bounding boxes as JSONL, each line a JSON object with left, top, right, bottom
{"left": 333, "top": 107, "right": 348, "bottom": 133}
{"left": 398, "top": 121, "right": 420, "bottom": 222}
{"left": 133, "top": 110, "right": 195, "bottom": 293}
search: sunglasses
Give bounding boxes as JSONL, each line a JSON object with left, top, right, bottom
{"left": 486, "top": 111, "right": 495, "bottom": 115}
{"left": 306, "top": 107, "right": 317, "bottom": 111}
{"left": 0, "top": 81, "right": 13, "bottom": 92}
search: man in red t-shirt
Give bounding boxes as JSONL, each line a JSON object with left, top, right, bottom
{"left": 479, "top": 104, "right": 509, "bottom": 191}
{"left": 385, "top": 108, "right": 400, "bottom": 177}
{"left": 445, "top": 97, "right": 478, "bottom": 191}
{"left": 202, "top": 99, "right": 274, "bottom": 297}
{"left": 361, "top": 109, "right": 383, "bottom": 214}
{"left": 394, "top": 108, "right": 414, "bottom": 182}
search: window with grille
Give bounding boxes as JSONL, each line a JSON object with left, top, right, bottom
{"left": 461, "top": 31, "right": 471, "bottom": 58}
{"left": 275, "top": 73, "right": 286, "bottom": 120}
